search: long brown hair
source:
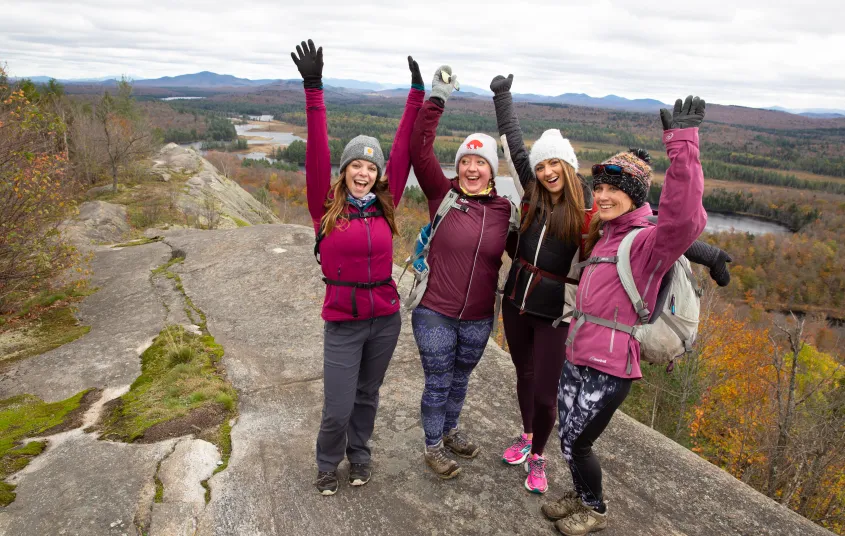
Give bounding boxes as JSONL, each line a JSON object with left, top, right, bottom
{"left": 320, "top": 171, "right": 398, "bottom": 237}
{"left": 520, "top": 162, "right": 585, "bottom": 244}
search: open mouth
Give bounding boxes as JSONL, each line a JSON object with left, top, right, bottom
{"left": 353, "top": 179, "right": 369, "bottom": 189}
{"left": 599, "top": 203, "right": 615, "bottom": 210}
{"left": 544, "top": 176, "right": 559, "bottom": 185}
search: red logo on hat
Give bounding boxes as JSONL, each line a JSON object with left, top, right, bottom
{"left": 466, "top": 139, "right": 484, "bottom": 149}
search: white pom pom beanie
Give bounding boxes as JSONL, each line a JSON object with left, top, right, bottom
{"left": 528, "top": 129, "right": 578, "bottom": 175}
{"left": 454, "top": 133, "right": 499, "bottom": 176}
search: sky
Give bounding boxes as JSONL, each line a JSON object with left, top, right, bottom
{"left": 3, "top": 0, "right": 844, "bottom": 111}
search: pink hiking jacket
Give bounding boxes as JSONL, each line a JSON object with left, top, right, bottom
{"left": 566, "top": 128, "right": 707, "bottom": 379}
{"left": 305, "top": 87, "right": 425, "bottom": 321}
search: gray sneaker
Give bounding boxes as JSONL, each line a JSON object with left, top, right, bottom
{"left": 424, "top": 442, "right": 461, "bottom": 479}
{"left": 443, "top": 428, "right": 481, "bottom": 458}
{"left": 554, "top": 504, "right": 608, "bottom": 536}
{"left": 542, "top": 490, "right": 583, "bottom": 520}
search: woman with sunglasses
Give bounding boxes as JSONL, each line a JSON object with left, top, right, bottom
{"left": 291, "top": 39, "right": 425, "bottom": 495}
{"left": 490, "top": 76, "right": 731, "bottom": 502}
{"left": 537, "top": 96, "right": 709, "bottom": 535}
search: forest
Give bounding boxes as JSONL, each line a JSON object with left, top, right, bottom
{"left": 3, "top": 72, "right": 843, "bottom": 533}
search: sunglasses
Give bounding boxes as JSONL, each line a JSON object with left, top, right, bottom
{"left": 591, "top": 164, "right": 632, "bottom": 178}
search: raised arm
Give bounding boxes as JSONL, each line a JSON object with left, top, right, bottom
{"left": 490, "top": 74, "right": 533, "bottom": 190}
{"left": 647, "top": 96, "right": 708, "bottom": 269}
{"left": 291, "top": 39, "right": 331, "bottom": 229}
{"left": 384, "top": 56, "right": 426, "bottom": 206}
{"left": 410, "top": 65, "right": 459, "bottom": 217}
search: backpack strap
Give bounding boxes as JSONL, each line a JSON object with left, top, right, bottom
{"left": 616, "top": 228, "right": 651, "bottom": 323}
{"left": 314, "top": 203, "right": 385, "bottom": 264}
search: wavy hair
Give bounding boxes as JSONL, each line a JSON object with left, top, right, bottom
{"left": 520, "top": 162, "right": 585, "bottom": 244}
{"left": 319, "top": 172, "right": 398, "bottom": 237}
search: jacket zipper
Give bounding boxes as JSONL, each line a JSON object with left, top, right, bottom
{"left": 366, "top": 216, "right": 374, "bottom": 318}
{"left": 521, "top": 219, "right": 547, "bottom": 311}
{"left": 609, "top": 306, "right": 618, "bottom": 353}
{"left": 334, "top": 266, "right": 341, "bottom": 307}
{"left": 458, "top": 204, "right": 485, "bottom": 319}
{"left": 643, "top": 260, "right": 662, "bottom": 298}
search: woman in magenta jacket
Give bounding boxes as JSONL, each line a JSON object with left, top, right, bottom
{"left": 543, "top": 96, "right": 708, "bottom": 536}
{"left": 291, "top": 39, "right": 424, "bottom": 496}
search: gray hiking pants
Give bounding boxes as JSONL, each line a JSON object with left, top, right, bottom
{"left": 316, "top": 312, "right": 401, "bottom": 472}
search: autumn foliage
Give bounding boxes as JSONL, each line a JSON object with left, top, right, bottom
{"left": 0, "top": 68, "right": 79, "bottom": 312}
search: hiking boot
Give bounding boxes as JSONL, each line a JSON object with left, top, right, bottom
{"left": 424, "top": 442, "right": 461, "bottom": 479}
{"left": 348, "top": 462, "right": 371, "bottom": 486}
{"left": 524, "top": 454, "right": 548, "bottom": 494}
{"left": 542, "top": 490, "right": 583, "bottom": 520}
{"left": 315, "top": 470, "right": 339, "bottom": 495}
{"left": 443, "top": 428, "right": 481, "bottom": 459}
{"left": 554, "top": 504, "right": 608, "bottom": 536}
{"left": 502, "top": 433, "right": 532, "bottom": 465}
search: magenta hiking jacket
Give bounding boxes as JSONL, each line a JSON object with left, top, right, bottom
{"left": 410, "top": 99, "right": 513, "bottom": 321}
{"left": 306, "top": 87, "right": 425, "bottom": 322}
{"left": 566, "top": 127, "right": 707, "bottom": 379}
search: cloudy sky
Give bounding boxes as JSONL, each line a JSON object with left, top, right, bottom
{"left": 3, "top": 0, "right": 844, "bottom": 110}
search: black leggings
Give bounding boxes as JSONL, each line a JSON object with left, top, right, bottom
{"left": 502, "top": 299, "right": 569, "bottom": 455}
{"left": 558, "top": 359, "right": 632, "bottom": 507}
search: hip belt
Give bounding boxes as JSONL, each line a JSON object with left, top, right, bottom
{"left": 322, "top": 277, "right": 396, "bottom": 318}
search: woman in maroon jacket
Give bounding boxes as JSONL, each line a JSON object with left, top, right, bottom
{"left": 291, "top": 39, "right": 425, "bottom": 495}
{"left": 409, "top": 65, "right": 515, "bottom": 479}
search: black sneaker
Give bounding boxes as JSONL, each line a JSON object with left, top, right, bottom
{"left": 315, "top": 470, "right": 339, "bottom": 495}
{"left": 348, "top": 462, "right": 372, "bottom": 486}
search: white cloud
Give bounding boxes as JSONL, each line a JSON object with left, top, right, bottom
{"left": 2, "top": 0, "right": 843, "bottom": 109}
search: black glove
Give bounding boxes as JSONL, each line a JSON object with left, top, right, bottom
{"left": 685, "top": 240, "right": 732, "bottom": 287}
{"left": 660, "top": 95, "right": 705, "bottom": 130}
{"left": 408, "top": 56, "right": 423, "bottom": 89}
{"left": 290, "top": 39, "right": 323, "bottom": 90}
{"left": 490, "top": 74, "right": 513, "bottom": 95}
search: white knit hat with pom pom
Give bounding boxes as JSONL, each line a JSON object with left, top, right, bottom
{"left": 528, "top": 129, "right": 578, "bottom": 174}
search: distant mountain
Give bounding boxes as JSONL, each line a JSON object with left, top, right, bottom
{"left": 511, "top": 92, "right": 666, "bottom": 112}
{"left": 766, "top": 105, "right": 845, "bottom": 118}
{"left": 133, "top": 72, "right": 280, "bottom": 88}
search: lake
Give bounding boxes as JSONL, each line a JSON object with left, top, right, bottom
{"left": 160, "top": 96, "right": 206, "bottom": 101}
{"left": 235, "top": 124, "right": 304, "bottom": 145}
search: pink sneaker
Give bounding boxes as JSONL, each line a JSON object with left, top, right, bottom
{"left": 524, "top": 454, "right": 548, "bottom": 494}
{"left": 502, "top": 433, "right": 532, "bottom": 465}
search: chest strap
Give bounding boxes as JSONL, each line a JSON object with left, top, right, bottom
{"left": 321, "top": 277, "right": 395, "bottom": 318}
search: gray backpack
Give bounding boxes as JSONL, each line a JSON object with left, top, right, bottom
{"left": 567, "top": 227, "right": 701, "bottom": 371}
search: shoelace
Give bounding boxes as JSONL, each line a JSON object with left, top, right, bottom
{"left": 511, "top": 436, "right": 531, "bottom": 451}
{"left": 316, "top": 472, "right": 336, "bottom": 485}
{"left": 431, "top": 448, "right": 451, "bottom": 463}
{"left": 450, "top": 431, "right": 469, "bottom": 449}
{"left": 528, "top": 457, "right": 545, "bottom": 478}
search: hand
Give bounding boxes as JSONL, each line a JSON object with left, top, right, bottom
{"left": 490, "top": 74, "right": 513, "bottom": 95}
{"left": 430, "top": 65, "right": 459, "bottom": 104}
{"left": 709, "top": 250, "right": 732, "bottom": 287}
{"left": 660, "top": 95, "right": 705, "bottom": 130}
{"left": 290, "top": 39, "right": 323, "bottom": 90}
{"left": 408, "top": 56, "right": 423, "bottom": 89}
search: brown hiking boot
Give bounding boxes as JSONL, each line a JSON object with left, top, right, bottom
{"left": 542, "top": 490, "right": 583, "bottom": 520}
{"left": 424, "top": 443, "right": 461, "bottom": 479}
{"left": 443, "top": 428, "right": 481, "bottom": 458}
{"left": 554, "top": 504, "right": 608, "bottom": 536}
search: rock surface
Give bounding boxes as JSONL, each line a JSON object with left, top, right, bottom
{"left": 0, "top": 224, "right": 834, "bottom": 536}
{"left": 60, "top": 200, "right": 131, "bottom": 247}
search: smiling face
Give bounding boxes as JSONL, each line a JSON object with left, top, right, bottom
{"left": 344, "top": 159, "right": 379, "bottom": 198}
{"left": 534, "top": 158, "right": 567, "bottom": 200}
{"left": 457, "top": 155, "right": 492, "bottom": 195}
{"left": 594, "top": 182, "right": 634, "bottom": 221}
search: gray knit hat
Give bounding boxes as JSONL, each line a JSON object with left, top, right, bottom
{"left": 454, "top": 133, "right": 499, "bottom": 176}
{"left": 529, "top": 129, "right": 578, "bottom": 174}
{"left": 339, "top": 135, "right": 385, "bottom": 179}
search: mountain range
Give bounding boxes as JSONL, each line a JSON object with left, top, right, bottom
{"left": 16, "top": 71, "right": 845, "bottom": 117}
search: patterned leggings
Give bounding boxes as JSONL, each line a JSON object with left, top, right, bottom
{"left": 412, "top": 305, "right": 493, "bottom": 447}
{"left": 558, "top": 359, "right": 632, "bottom": 507}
